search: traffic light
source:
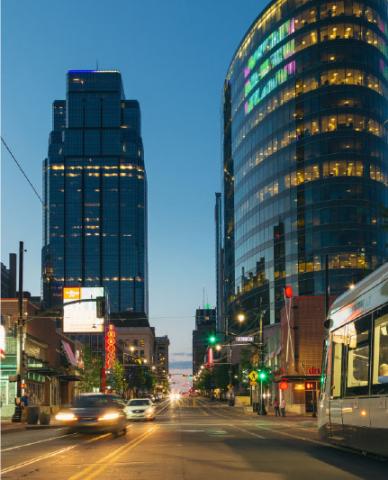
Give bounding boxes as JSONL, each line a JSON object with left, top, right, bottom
{"left": 208, "top": 334, "right": 217, "bottom": 345}
{"left": 257, "top": 367, "right": 272, "bottom": 382}
{"left": 96, "top": 297, "right": 106, "bottom": 318}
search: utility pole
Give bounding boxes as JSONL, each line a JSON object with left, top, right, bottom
{"left": 12, "top": 241, "right": 24, "bottom": 422}
{"left": 226, "top": 314, "right": 235, "bottom": 406}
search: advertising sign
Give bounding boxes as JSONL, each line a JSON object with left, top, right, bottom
{"left": 63, "top": 287, "right": 105, "bottom": 333}
{"left": 105, "top": 324, "right": 116, "bottom": 370}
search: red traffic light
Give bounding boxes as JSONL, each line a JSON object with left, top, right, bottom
{"left": 279, "top": 381, "right": 288, "bottom": 390}
{"left": 284, "top": 285, "right": 293, "bottom": 298}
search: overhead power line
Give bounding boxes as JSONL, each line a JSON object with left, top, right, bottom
{"left": 1, "top": 136, "right": 43, "bottom": 205}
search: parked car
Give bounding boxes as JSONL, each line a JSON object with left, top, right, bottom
{"left": 55, "top": 393, "right": 127, "bottom": 435}
{"left": 125, "top": 398, "right": 155, "bottom": 421}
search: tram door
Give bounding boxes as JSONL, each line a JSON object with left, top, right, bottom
{"left": 329, "top": 339, "right": 344, "bottom": 439}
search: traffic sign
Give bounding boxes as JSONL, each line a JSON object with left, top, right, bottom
{"left": 235, "top": 336, "right": 254, "bottom": 343}
{"left": 248, "top": 370, "right": 258, "bottom": 382}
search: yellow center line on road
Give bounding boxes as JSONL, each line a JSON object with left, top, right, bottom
{"left": 1, "top": 433, "right": 111, "bottom": 475}
{"left": 68, "top": 426, "right": 158, "bottom": 480}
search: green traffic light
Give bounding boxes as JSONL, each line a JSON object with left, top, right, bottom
{"left": 208, "top": 335, "right": 217, "bottom": 345}
{"left": 258, "top": 371, "right": 267, "bottom": 380}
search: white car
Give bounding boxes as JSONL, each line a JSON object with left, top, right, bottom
{"left": 124, "top": 398, "right": 155, "bottom": 421}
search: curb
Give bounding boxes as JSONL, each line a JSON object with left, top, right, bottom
{"left": 1, "top": 424, "right": 62, "bottom": 434}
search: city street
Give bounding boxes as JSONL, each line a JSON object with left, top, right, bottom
{"left": 2, "top": 398, "right": 387, "bottom": 480}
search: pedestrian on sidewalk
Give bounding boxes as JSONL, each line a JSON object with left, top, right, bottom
{"left": 273, "top": 397, "right": 280, "bottom": 417}
{"left": 280, "top": 398, "right": 286, "bottom": 417}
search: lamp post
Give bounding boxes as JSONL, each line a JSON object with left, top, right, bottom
{"left": 257, "top": 307, "right": 267, "bottom": 416}
{"left": 224, "top": 312, "right": 246, "bottom": 406}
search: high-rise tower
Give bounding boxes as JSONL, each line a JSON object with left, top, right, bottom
{"left": 42, "top": 70, "right": 148, "bottom": 317}
{"left": 222, "top": 0, "right": 388, "bottom": 327}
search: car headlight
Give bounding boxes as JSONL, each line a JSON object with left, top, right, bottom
{"left": 98, "top": 411, "right": 120, "bottom": 421}
{"left": 145, "top": 407, "right": 154, "bottom": 415}
{"left": 55, "top": 412, "right": 77, "bottom": 422}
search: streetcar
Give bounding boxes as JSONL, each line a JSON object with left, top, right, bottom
{"left": 318, "top": 262, "right": 388, "bottom": 457}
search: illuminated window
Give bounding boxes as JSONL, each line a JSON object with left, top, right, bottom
{"left": 345, "top": 318, "right": 370, "bottom": 396}
{"left": 372, "top": 314, "right": 388, "bottom": 394}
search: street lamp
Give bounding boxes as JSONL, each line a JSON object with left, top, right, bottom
{"left": 237, "top": 313, "right": 246, "bottom": 323}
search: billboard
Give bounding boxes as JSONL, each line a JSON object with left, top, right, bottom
{"left": 63, "top": 287, "right": 105, "bottom": 333}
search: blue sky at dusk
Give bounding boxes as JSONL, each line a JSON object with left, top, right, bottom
{"left": 1, "top": 0, "right": 269, "bottom": 366}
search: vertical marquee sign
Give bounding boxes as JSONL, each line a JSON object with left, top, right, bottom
{"left": 105, "top": 324, "right": 116, "bottom": 370}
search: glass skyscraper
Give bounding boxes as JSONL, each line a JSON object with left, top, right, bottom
{"left": 42, "top": 70, "right": 148, "bottom": 316}
{"left": 222, "top": 0, "right": 388, "bottom": 327}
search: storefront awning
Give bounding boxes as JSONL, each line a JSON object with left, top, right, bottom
{"left": 27, "top": 367, "right": 57, "bottom": 376}
{"left": 57, "top": 374, "right": 82, "bottom": 382}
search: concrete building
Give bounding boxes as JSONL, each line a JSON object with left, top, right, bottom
{"left": 0, "top": 298, "right": 82, "bottom": 418}
{"left": 192, "top": 308, "right": 216, "bottom": 374}
{"left": 155, "top": 336, "right": 169, "bottom": 374}
{"left": 1, "top": 253, "right": 16, "bottom": 299}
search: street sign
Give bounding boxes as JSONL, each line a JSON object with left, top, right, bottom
{"left": 248, "top": 370, "right": 258, "bottom": 382}
{"left": 235, "top": 336, "right": 254, "bottom": 343}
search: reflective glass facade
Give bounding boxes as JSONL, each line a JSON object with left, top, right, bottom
{"left": 223, "top": 0, "right": 388, "bottom": 325}
{"left": 42, "top": 71, "right": 148, "bottom": 315}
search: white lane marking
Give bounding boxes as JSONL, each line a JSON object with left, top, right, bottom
{"left": 1, "top": 433, "right": 110, "bottom": 475}
{"left": 1, "top": 432, "right": 77, "bottom": 452}
{"left": 231, "top": 424, "right": 266, "bottom": 439}
{"left": 180, "top": 429, "right": 205, "bottom": 433}
{"left": 1, "top": 445, "right": 77, "bottom": 474}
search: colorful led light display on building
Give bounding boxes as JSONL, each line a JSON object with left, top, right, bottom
{"left": 244, "top": 18, "right": 295, "bottom": 79}
{"left": 245, "top": 39, "right": 295, "bottom": 97}
{"left": 245, "top": 60, "right": 296, "bottom": 114}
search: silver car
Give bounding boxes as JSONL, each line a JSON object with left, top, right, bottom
{"left": 124, "top": 398, "right": 155, "bottom": 421}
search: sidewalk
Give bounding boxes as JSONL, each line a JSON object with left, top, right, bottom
{"left": 1, "top": 419, "right": 61, "bottom": 434}
{"left": 240, "top": 406, "right": 318, "bottom": 426}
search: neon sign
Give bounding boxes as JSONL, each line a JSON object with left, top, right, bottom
{"left": 105, "top": 324, "right": 116, "bottom": 370}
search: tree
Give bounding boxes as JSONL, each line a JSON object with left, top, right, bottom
{"left": 110, "top": 361, "right": 128, "bottom": 396}
{"left": 78, "top": 346, "right": 102, "bottom": 393}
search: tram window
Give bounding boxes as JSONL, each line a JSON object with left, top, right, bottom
{"left": 345, "top": 316, "right": 370, "bottom": 396}
{"left": 331, "top": 328, "right": 345, "bottom": 398}
{"left": 372, "top": 314, "right": 388, "bottom": 394}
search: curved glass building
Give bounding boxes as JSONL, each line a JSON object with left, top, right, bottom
{"left": 222, "top": 0, "right": 388, "bottom": 325}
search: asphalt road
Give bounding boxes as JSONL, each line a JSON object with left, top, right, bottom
{"left": 1, "top": 398, "right": 387, "bottom": 480}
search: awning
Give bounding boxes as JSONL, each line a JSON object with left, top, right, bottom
{"left": 61, "top": 340, "right": 78, "bottom": 367}
{"left": 57, "top": 374, "right": 82, "bottom": 382}
{"left": 27, "top": 367, "right": 57, "bottom": 376}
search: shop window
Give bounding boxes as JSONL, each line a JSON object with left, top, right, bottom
{"left": 372, "top": 313, "right": 388, "bottom": 394}
{"left": 345, "top": 316, "right": 371, "bottom": 396}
